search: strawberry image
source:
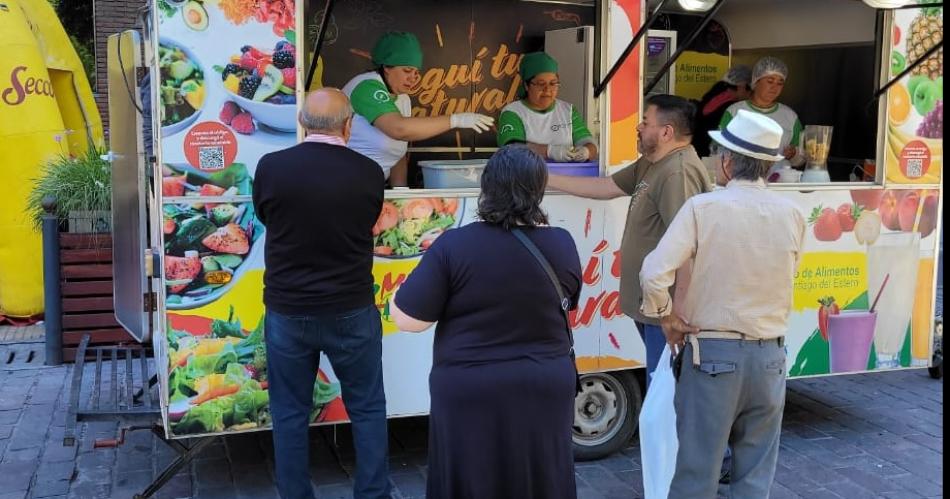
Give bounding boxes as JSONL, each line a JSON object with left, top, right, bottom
{"left": 256, "top": 59, "right": 271, "bottom": 78}
{"left": 230, "top": 112, "right": 255, "bottom": 135}
{"left": 219, "top": 101, "right": 240, "bottom": 125}
{"left": 817, "top": 296, "right": 840, "bottom": 341}
{"left": 809, "top": 205, "right": 843, "bottom": 242}
{"left": 239, "top": 51, "right": 258, "bottom": 71}
{"left": 282, "top": 67, "right": 296, "bottom": 88}
{"left": 836, "top": 203, "right": 862, "bottom": 232}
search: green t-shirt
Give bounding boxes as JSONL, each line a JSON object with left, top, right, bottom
{"left": 341, "top": 71, "right": 413, "bottom": 174}
{"left": 349, "top": 78, "right": 401, "bottom": 124}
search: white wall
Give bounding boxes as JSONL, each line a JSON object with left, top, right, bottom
{"left": 715, "top": 0, "right": 878, "bottom": 50}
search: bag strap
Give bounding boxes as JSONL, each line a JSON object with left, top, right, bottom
{"left": 511, "top": 228, "right": 574, "bottom": 348}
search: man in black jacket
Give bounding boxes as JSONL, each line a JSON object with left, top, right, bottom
{"left": 253, "top": 88, "right": 388, "bottom": 499}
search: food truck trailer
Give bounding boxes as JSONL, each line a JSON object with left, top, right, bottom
{"left": 78, "top": 0, "right": 942, "bottom": 495}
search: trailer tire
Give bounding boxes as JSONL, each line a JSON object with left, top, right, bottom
{"left": 572, "top": 370, "right": 642, "bottom": 461}
{"left": 929, "top": 317, "right": 943, "bottom": 379}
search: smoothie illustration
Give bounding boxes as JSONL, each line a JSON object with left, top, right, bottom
{"left": 828, "top": 311, "right": 876, "bottom": 373}
{"left": 867, "top": 232, "right": 920, "bottom": 368}
{"left": 911, "top": 249, "right": 935, "bottom": 366}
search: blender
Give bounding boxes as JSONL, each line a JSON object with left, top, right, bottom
{"left": 800, "top": 125, "right": 833, "bottom": 182}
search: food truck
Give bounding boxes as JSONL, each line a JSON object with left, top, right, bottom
{"left": 102, "top": 0, "right": 942, "bottom": 473}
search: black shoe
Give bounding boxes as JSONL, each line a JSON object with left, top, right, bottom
{"left": 719, "top": 469, "right": 731, "bottom": 485}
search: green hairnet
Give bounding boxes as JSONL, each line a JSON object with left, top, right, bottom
{"left": 519, "top": 52, "right": 559, "bottom": 83}
{"left": 371, "top": 32, "right": 423, "bottom": 70}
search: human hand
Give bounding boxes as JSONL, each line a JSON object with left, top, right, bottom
{"left": 784, "top": 145, "right": 797, "bottom": 160}
{"left": 567, "top": 146, "right": 590, "bottom": 162}
{"left": 660, "top": 314, "right": 698, "bottom": 351}
{"left": 450, "top": 113, "right": 494, "bottom": 133}
{"left": 547, "top": 144, "right": 575, "bottom": 162}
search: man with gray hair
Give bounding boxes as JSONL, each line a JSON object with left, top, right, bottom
{"left": 253, "top": 88, "right": 390, "bottom": 499}
{"left": 639, "top": 109, "right": 806, "bottom": 498}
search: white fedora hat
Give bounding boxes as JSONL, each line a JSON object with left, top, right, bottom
{"left": 708, "top": 109, "right": 785, "bottom": 162}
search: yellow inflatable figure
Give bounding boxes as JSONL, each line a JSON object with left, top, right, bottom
{"left": 0, "top": 0, "right": 103, "bottom": 319}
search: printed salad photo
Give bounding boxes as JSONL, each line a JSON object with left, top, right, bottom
{"left": 162, "top": 163, "right": 262, "bottom": 308}
{"left": 373, "top": 198, "right": 462, "bottom": 258}
{"left": 167, "top": 310, "right": 344, "bottom": 436}
{"left": 158, "top": 39, "right": 206, "bottom": 135}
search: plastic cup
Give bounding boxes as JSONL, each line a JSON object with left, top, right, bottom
{"left": 828, "top": 311, "right": 876, "bottom": 373}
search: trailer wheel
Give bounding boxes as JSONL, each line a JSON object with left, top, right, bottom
{"left": 929, "top": 317, "right": 943, "bottom": 379}
{"left": 572, "top": 371, "right": 642, "bottom": 461}
{"left": 929, "top": 362, "right": 943, "bottom": 379}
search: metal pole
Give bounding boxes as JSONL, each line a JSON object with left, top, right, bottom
{"left": 304, "top": 0, "right": 336, "bottom": 91}
{"left": 42, "top": 195, "right": 63, "bottom": 366}
{"left": 643, "top": 0, "right": 727, "bottom": 96}
{"left": 593, "top": 0, "right": 671, "bottom": 98}
{"left": 872, "top": 39, "right": 943, "bottom": 100}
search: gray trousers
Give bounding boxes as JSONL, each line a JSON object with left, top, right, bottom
{"left": 668, "top": 338, "right": 786, "bottom": 499}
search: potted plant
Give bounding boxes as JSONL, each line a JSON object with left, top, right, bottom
{"left": 26, "top": 146, "right": 112, "bottom": 234}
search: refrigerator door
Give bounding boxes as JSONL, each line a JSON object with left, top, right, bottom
{"left": 108, "top": 30, "right": 152, "bottom": 343}
{"left": 646, "top": 29, "right": 677, "bottom": 96}
{"left": 545, "top": 26, "right": 598, "bottom": 133}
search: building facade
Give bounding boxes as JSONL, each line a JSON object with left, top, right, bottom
{"left": 92, "top": 0, "right": 146, "bottom": 128}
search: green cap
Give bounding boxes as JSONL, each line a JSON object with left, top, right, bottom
{"left": 519, "top": 52, "right": 559, "bottom": 82}
{"left": 371, "top": 32, "right": 423, "bottom": 70}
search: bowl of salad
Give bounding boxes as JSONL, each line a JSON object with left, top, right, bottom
{"left": 218, "top": 41, "right": 297, "bottom": 132}
{"left": 372, "top": 197, "right": 464, "bottom": 258}
{"left": 161, "top": 163, "right": 263, "bottom": 309}
{"left": 158, "top": 37, "right": 207, "bottom": 136}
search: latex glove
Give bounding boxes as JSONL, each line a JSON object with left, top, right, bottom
{"left": 783, "top": 145, "right": 797, "bottom": 160}
{"left": 567, "top": 146, "right": 591, "bottom": 162}
{"left": 450, "top": 113, "right": 494, "bottom": 133}
{"left": 547, "top": 144, "right": 575, "bottom": 162}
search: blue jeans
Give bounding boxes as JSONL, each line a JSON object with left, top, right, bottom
{"left": 265, "top": 306, "right": 391, "bottom": 499}
{"left": 635, "top": 321, "right": 666, "bottom": 389}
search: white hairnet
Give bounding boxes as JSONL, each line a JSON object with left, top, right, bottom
{"left": 751, "top": 57, "right": 788, "bottom": 88}
{"left": 722, "top": 65, "right": 752, "bottom": 86}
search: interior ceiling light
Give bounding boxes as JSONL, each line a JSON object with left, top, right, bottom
{"left": 862, "top": 0, "right": 909, "bottom": 8}
{"left": 678, "top": 0, "right": 717, "bottom": 12}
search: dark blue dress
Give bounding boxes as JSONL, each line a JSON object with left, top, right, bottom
{"left": 395, "top": 222, "right": 582, "bottom": 499}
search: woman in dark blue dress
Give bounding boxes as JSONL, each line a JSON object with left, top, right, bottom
{"left": 391, "top": 145, "right": 582, "bottom": 499}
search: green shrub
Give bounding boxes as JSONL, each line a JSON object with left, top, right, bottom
{"left": 26, "top": 146, "right": 112, "bottom": 229}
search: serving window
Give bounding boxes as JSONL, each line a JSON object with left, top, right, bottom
{"left": 708, "top": 0, "right": 942, "bottom": 186}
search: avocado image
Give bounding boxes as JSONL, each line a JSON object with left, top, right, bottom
{"left": 183, "top": 1, "right": 208, "bottom": 31}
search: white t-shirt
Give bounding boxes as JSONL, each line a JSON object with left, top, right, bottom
{"left": 342, "top": 72, "right": 412, "bottom": 178}
{"left": 721, "top": 100, "right": 805, "bottom": 167}
{"left": 496, "top": 99, "right": 594, "bottom": 148}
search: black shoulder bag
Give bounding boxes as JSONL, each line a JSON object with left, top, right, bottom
{"left": 512, "top": 228, "right": 582, "bottom": 395}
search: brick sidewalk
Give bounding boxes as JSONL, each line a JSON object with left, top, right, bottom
{"left": 0, "top": 363, "right": 942, "bottom": 499}
{"left": 0, "top": 325, "right": 45, "bottom": 344}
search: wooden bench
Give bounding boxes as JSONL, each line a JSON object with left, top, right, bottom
{"left": 59, "top": 233, "right": 139, "bottom": 361}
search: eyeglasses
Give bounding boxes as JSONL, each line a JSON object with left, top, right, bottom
{"left": 528, "top": 81, "right": 561, "bottom": 90}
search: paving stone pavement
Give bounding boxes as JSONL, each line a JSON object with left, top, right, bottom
{"left": 0, "top": 361, "right": 942, "bottom": 499}
{"left": 0, "top": 325, "right": 45, "bottom": 344}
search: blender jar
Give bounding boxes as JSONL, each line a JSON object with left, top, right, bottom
{"left": 801, "top": 125, "right": 833, "bottom": 182}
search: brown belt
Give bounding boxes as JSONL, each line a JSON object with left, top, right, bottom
{"left": 684, "top": 331, "right": 784, "bottom": 367}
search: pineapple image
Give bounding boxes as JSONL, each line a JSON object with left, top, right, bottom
{"left": 906, "top": 0, "right": 943, "bottom": 80}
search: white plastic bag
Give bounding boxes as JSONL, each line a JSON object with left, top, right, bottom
{"left": 639, "top": 345, "right": 678, "bottom": 499}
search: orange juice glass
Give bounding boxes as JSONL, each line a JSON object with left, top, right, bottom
{"left": 911, "top": 250, "right": 936, "bottom": 366}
